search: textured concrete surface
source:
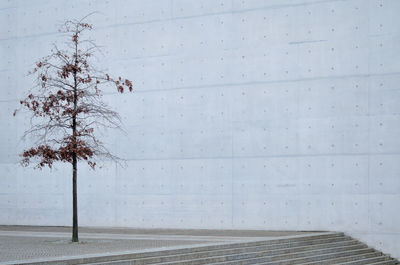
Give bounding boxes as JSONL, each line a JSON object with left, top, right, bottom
{"left": 0, "top": 230, "right": 397, "bottom": 265}
{"left": 0, "top": 226, "right": 310, "bottom": 237}
{"left": 0, "top": 0, "right": 400, "bottom": 260}
{"left": 0, "top": 226, "right": 311, "bottom": 263}
{"left": 0, "top": 236, "right": 208, "bottom": 263}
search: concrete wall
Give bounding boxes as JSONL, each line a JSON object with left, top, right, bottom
{"left": 1, "top": 0, "right": 400, "bottom": 259}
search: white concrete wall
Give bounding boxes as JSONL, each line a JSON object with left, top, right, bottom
{"left": 1, "top": 0, "right": 400, "bottom": 259}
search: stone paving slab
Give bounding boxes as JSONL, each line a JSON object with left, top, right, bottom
{"left": 0, "top": 226, "right": 315, "bottom": 264}
{"left": 0, "top": 235, "right": 212, "bottom": 263}
{"left": 0, "top": 226, "right": 311, "bottom": 237}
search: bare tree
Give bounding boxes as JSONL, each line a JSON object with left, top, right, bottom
{"left": 14, "top": 16, "right": 133, "bottom": 242}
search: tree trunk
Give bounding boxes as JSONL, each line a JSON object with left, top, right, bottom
{"left": 72, "top": 154, "right": 78, "bottom": 242}
{"left": 72, "top": 40, "right": 78, "bottom": 242}
{"left": 72, "top": 86, "right": 78, "bottom": 242}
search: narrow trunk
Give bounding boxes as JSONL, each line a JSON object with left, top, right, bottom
{"left": 71, "top": 88, "right": 78, "bottom": 242}
{"left": 72, "top": 154, "right": 78, "bottom": 242}
{"left": 72, "top": 36, "right": 79, "bottom": 243}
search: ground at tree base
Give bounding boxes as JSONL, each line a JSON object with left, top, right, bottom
{"left": 0, "top": 226, "right": 310, "bottom": 263}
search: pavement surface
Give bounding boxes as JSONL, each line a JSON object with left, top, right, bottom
{"left": 0, "top": 226, "right": 314, "bottom": 264}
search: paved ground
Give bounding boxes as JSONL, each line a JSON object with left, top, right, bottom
{"left": 0, "top": 226, "right": 314, "bottom": 264}
{"left": 0, "top": 235, "right": 210, "bottom": 263}
{"left": 0, "top": 226, "right": 311, "bottom": 237}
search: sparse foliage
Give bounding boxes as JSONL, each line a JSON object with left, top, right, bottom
{"left": 14, "top": 16, "right": 133, "bottom": 242}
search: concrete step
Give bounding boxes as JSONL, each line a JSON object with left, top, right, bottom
{"left": 258, "top": 249, "right": 378, "bottom": 265}
{"left": 128, "top": 238, "right": 359, "bottom": 265}
{"left": 172, "top": 244, "right": 364, "bottom": 265}
{"left": 337, "top": 256, "right": 395, "bottom": 264}
{"left": 85, "top": 233, "right": 345, "bottom": 265}
{"left": 300, "top": 255, "right": 391, "bottom": 265}
{"left": 158, "top": 247, "right": 373, "bottom": 265}
{"left": 79, "top": 232, "right": 399, "bottom": 265}
{"left": 371, "top": 260, "right": 400, "bottom": 265}
{"left": 298, "top": 254, "right": 386, "bottom": 265}
{"left": 222, "top": 249, "right": 376, "bottom": 265}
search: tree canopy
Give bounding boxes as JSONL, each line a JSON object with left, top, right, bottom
{"left": 15, "top": 18, "right": 133, "bottom": 170}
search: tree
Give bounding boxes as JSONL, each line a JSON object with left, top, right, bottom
{"left": 13, "top": 16, "right": 133, "bottom": 242}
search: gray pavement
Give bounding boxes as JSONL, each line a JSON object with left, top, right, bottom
{"left": 0, "top": 226, "right": 314, "bottom": 264}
